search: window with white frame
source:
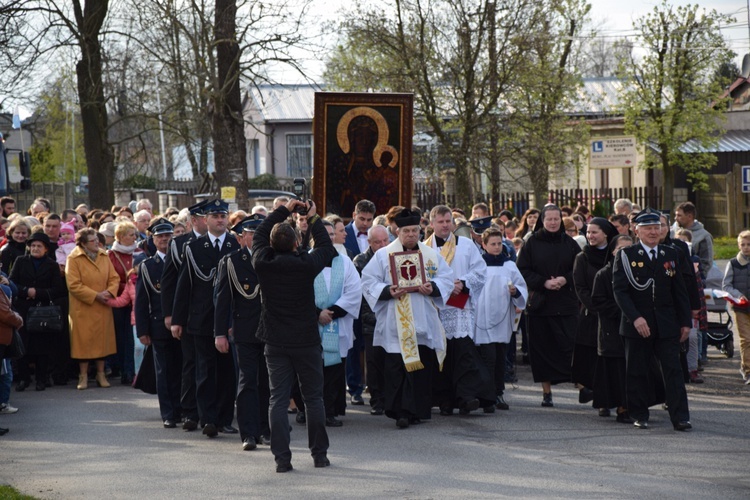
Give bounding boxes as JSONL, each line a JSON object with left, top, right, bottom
{"left": 286, "top": 134, "right": 312, "bottom": 178}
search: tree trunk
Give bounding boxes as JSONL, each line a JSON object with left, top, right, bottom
{"left": 213, "top": 0, "right": 248, "bottom": 209}
{"left": 74, "top": 1, "right": 114, "bottom": 209}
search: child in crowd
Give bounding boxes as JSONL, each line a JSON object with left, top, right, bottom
{"left": 474, "top": 227, "right": 527, "bottom": 411}
{"left": 105, "top": 267, "right": 144, "bottom": 374}
{"left": 723, "top": 230, "right": 750, "bottom": 385}
{"left": 55, "top": 222, "right": 77, "bottom": 267}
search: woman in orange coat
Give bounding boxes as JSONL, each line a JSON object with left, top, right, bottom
{"left": 66, "top": 228, "right": 120, "bottom": 390}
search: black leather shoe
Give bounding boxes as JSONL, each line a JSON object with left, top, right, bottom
{"left": 0, "top": 427, "right": 8, "bottom": 436}
{"left": 325, "top": 417, "right": 343, "bottom": 427}
{"left": 439, "top": 407, "right": 453, "bottom": 416}
{"left": 163, "top": 419, "right": 177, "bottom": 428}
{"left": 295, "top": 411, "right": 306, "bottom": 424}
{"left": 673, "top": 421, "right": 692, "bottom": 431}
{"left": 202, "top": 423, "right": 218, "bottom": 438}
{"left": 633, "top": 420, "right": 649, "bottom": 429}
{"left": 370, "top": 407, "right": 384, "bottom": 416}
{"left": 495, "top": 396, "right": 509, "bottom": 411}
{"left": 483, "top": 405, "right": 495, "bottom": 414}
{"left": 182, "top": 418, "right": 198, "bottom": 431}
{"left": 598, "top": 408, "right": 611, "bottom": 417}
{"left": 541, "top": 392, "right": 553, "bottom": 407}
{"left": 459, "top": 398, "right": 480, "bottom": 415}
{"left": 578, "top": 388, "right": 594, "bottom": 404}
{"left": 350, "top": 394, "right": 365, "bottom": 405}
{"left": 259, "top": 435, "right": 271, "bottom": 445}
{"left": 120, "top": 374, "right": 133, "bottom": 385}
{"left": 15, "top": 380, "right": 29, "bottom": 392}
{"left": 35, "top": 382, "right": 46, "bottom": 391}
{"left": 219, "top": 425, "right": 238, "bottom": 434}
{"left": 242, "top": 438, "right": 257, "bottom": 451}
{"left": 396, "top": 417, "right": 410, "bottom": 428}
{"left": 276, "top": 463, "right": 293, "bottom": 473}
{"left": 314, "top": 457, "right": 330, "bottom": 468}
{"left": 616, "top": 412, "right": 633, "bottom": 424}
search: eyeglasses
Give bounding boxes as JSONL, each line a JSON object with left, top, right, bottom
{"left": 85, "top": 238, "right": 98, "bottom": 244}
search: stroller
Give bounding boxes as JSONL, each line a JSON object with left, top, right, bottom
{"left": 705, "top": 305, "right": 734, "bottom": 358}
{"left": 705, "top": 264, "right": 734, "bottom": 358}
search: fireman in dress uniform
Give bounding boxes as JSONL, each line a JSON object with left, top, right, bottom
{"left": 214, "top": 214, "right": 270, "bottom": 451}
{"left": 612, "top": 209, "right": 692, "bottom": 431}
{"left": 161, "top": 199, "right": 210, "bottom": 431}
{"left": 135, "top": 219, "right": 183, "bottom": 428}
{"left": 172, "top": 200, "right": 238, "bottom": 438}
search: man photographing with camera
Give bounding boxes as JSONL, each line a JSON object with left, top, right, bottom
{"left": 252, "top": 197, "right": 337, "bottom": 473}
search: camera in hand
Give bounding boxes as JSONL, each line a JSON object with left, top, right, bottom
{"left": 292, "top": 177, "right": 310, "bottom": 215}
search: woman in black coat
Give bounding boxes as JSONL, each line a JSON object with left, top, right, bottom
{"left": 572, "top": 217, "right": 618, "bottom": 410}
{"left": 9, "top": 233, "right": 66, "bottom": 391}
{"left": 1, "top": 219, "right": 31, "bottom": 275}
{"left": 591, "top": 234, "right": 636, "bottom": 422}
{"left": 517, "top": 204, "right": 581, "bottom": 407}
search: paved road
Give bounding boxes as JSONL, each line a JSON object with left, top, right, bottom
{"left": 2, "top": 338, "right": 749, "bottom": 500}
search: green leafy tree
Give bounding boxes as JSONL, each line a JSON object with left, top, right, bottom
{"left": 28, "top": 76, "right": 86, "bottom": 182}
{"left": 325, "top": 0, "right": 543, "bottom": 210}
{"left": 617, "top": 1, "right": 733, "bottom": 211}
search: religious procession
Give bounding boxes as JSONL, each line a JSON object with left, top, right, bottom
{"left": 0, "top": 191, "right": 746, "bottom": 476}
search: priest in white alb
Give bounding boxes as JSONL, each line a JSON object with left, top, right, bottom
{"left": 361, "top": 208, "right": 454, "bottom": 429}
{"left": 426, "top": 205, "right": 495, "bottom": 415}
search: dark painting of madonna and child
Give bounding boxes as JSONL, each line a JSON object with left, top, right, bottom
{"left": 313, "top": 92, "right": 413, "bottom": 217}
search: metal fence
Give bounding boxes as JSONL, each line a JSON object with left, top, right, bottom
{"left": 413, "top": 183, "right": 662, "bottom": 218}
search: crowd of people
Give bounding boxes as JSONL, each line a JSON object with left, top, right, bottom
{"left": 0, "top": 193, "right": 747, "bottom": 470}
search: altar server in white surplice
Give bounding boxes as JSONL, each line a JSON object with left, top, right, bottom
{"left": 474, "top": 227, "right": 527, "bottom": 411}
{"left": 361, "top": 208, "right": 453, "bottom": 429}
{"left": 425, "top": 205, "right": 495, "bottom": 415}
{"left": 312, "top": 222, "right": 362, "bottom": 427}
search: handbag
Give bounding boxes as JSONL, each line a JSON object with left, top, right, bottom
{"left": 26, "top": 302, "right": 64, "bottom": 334}
{"left": 133, "top": 345, "right": 157, "bottom": 394}
{"left": 526, "top": 290, "right": 546, "bottom": 313}
{"left": 4, "top": 329, "right": 25, "bottom": 359}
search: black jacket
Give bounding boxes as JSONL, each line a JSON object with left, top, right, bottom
{"left": 590, "top": 263, "right": 625, "bottom": 357}
{"left": 173, "top": 232, "right": 238, "bottom": 336}
{"left": 252, "top": 207, "right": 336, "bottom": 347}
{"left": 135, "top": 253, "right": 171, "bottom": 341}
{"left": 353, "top": 247, "right": 376, "bottom": 335}
{"left": 161, "top": 231, "right": 200, "bottom": 318}
{"left": 214, "top": 248, "right": 261, "bottom": 344}
{"left": 613, "top": 243, "right": 691, "bottom": 339}
{"left": 517, "top": 228, "right": 581, "bottom": 316}
{"left": 1, "top": 239, "right": 26, "bottom": 275}
{"left": 9, "top": 255, "right": 66, "bottom": 321}
{"left": 573, "top": 247, "right": 607, "bottom": 347}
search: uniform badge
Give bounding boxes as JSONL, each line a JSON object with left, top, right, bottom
{"left": 227, "top": 242, "right": 232, "bottom": 248}
{"left": 242, "top": 254, "right": 247, "bottom": 260}
{"left": 204, "top": 242, "right": 209, "bottom": 248}
{"left": 631, "top": 261, "right": 637, "bottom": 267}
{"left": 243, "top": 284, "right": 249, "bottom": 290}
{"left": 156, "top": 283, "right": 161, "bottom": 289}
{"left": 638, "top": 262, "right": 644, "bottom": 268}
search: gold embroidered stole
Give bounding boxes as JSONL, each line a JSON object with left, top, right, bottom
{"left": 386, "top": 240, "right": 441, "bottom": 372}
{"left": 425, "top": 232, "right": 456, "bottom": 266}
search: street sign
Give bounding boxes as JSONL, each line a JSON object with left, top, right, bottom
{"left": 743, "top": 165, "right": 750, "bottom": 193}
{"left": 589, "top": 136, "right": 638, "bottom": 169}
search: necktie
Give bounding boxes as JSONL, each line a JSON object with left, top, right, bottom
{"left": 650, "top": 249, "right": 656, "bottom": 261}
{"left": 214, "top": 238, "right": 221, "bottom": 253}
{"left": 357, "top": 232, "right": 367, "bottom": 237}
